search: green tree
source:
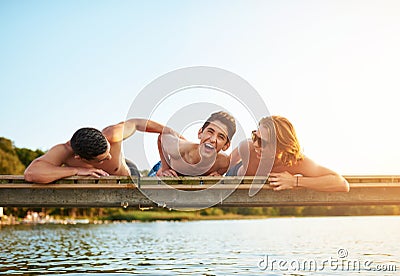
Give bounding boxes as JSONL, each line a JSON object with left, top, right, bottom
{"left": 0, "top": 137, "right": 14, "bottom": 154}
{"left": 140, "top": 169, "right": 150, "bottom": 176}
{"left": 15, "top": 148, "right": 45, "bottom": 167}
{"left": 0, "top": 137, "right": 25, "bottom": 174}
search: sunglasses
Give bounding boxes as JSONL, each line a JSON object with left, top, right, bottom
{"left": 251, "top": 130, "right": 269, "bottom": 148}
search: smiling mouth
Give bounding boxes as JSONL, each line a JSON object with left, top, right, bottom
{"left": 204, "top": 143, "right": 215, "bottom": 150}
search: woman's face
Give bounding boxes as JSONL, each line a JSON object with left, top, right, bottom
{"left": 252, "top": 126, "right": 274, "bottom": 160}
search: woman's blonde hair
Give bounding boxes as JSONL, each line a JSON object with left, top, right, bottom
{"left": 259, "top": 116, "right": 304, "bottom": 166}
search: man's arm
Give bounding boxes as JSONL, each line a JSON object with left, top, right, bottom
{"left": 102, "top": 118, "right": 178, "bottom": 143}
{"left": 24, "top": 144, "right": 109, "bottom": 184}
{"left": 156, "top": 134, "right": 176, "bottom": 176}
{"left": 156, "top": 134, "right": 186, "bottom": 177}
{"left": 156, "top": 134, "right": 195, "bottom": 176}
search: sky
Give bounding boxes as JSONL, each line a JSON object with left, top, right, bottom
{"left": 1, "top": 0, "right": 400, "bottom": 175}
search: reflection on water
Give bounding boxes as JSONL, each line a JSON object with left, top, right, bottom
{"left": 1, "top": 216, "right": 399, "bottom": 275}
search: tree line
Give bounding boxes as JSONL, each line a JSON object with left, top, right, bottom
{"left": 0, "top": 137, "right": 44, "bottom": 174}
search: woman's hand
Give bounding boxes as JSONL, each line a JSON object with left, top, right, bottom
{"left": 268, "top": 171, "right": 298, "bottom": 191}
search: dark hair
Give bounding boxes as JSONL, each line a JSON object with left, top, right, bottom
{"left": 70, "top": 127, "right": 108, "bottom": 160}
{"left": 201, "top": 111, "right": 236, "bottom": 141}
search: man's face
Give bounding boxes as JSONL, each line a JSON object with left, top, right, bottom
{"left": 82, "top": 141, "right": 112, "bottom": 164}
{"left": 198, "top": 120, "right": 230, "bottom": 156}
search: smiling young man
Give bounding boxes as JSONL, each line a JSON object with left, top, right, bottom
{"left": 156, "top": 111, "right": 236, "bottom": 176}
{"left": 24, "top": 119, "right": 177, "bottom": 183}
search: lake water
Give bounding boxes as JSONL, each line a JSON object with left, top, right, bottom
{"left": 1, "top": 216, "right": 399, "bottom": 275}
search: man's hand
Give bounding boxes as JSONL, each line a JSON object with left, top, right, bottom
{"left": 76, "top": 168, "right": 110, "bottom": 178}
{"left": 157, "top": 168, "right": 179, "bottom": 177}
{"left": 208, "top": 171, "right": 222, "bottom": 177}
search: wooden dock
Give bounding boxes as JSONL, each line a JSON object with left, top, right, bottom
{"left": 1, "top": 175, "right": 400, "bottom": 208}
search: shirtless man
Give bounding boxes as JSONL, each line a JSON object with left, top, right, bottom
{"left": 24, "top": 119, "right": 176, "bottom": 183}
{"left": 156, "top": 111, "right": 236, "bottom": 176}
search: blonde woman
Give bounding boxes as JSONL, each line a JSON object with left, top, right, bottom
{"left": 227, "top": 116, "right": 349, "bottom": 192}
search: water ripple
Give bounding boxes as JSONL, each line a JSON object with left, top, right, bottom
{"left": 1, "top": 217, "right": 399, "bottom": 275}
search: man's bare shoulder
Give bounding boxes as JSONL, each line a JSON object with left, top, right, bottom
{"left": 215, "top": 152, "right": 230, "bottom": 168}
{"left": 180, "top": 139, "right": 199, "bottom": 152}
{"left": 49, "top": 142, "right": 74, "bottom": 154}
{"left": 36, "top": 142, "right": 75, "bottom": 165}
{"left": 161, "top": 134, "right": 198, "bottom": 158}
{"left": 102, "top": 122, "right": 124, "bottom": 143}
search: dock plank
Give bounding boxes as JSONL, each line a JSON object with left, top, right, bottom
{"left": 1, "top": 175, "right": 400, "bottom": 208}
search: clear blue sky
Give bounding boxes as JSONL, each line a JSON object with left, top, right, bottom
{"left": 1, "top": 0, "right": 400, "bottom": 174}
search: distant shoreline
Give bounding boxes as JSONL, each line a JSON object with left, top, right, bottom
{"left": 0, "top": 212, "right": 270, "bottom": 226}
{"left": 2, "top": 211, "right": 400, "bottom": 226}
